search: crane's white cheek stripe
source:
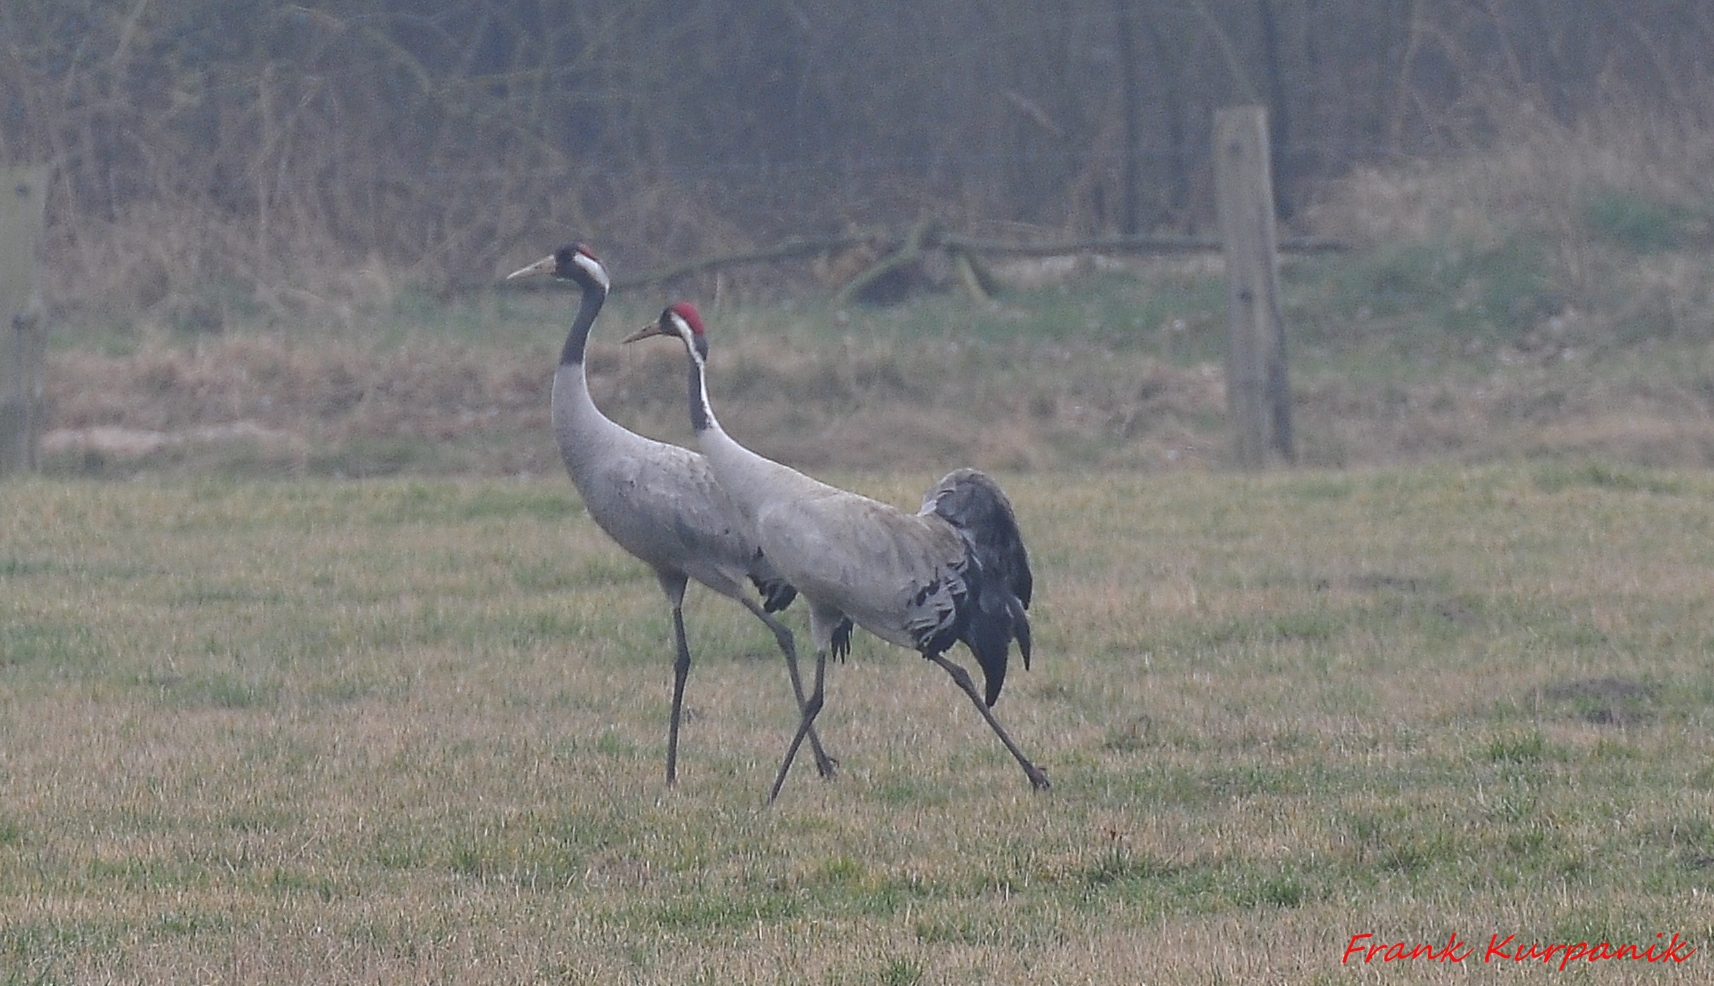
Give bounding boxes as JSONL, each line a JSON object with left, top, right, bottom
{"left": 576, "top": 253, "right": 611, "bottom": 291}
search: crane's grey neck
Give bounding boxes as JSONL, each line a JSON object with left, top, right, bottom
{"left": 560, "top": 277, "right": 607, "bottom": 367}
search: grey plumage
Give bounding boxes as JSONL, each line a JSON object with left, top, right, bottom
{"left": 630, "top": 301, "right": 1047, "bottom": 800}
{"left": 506, "top": 246, "right": 834, "bottom": 785}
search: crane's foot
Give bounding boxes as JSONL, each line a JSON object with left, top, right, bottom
{"left": 807, "top": 727, "right": 839, "bottom": 780}
{"left": 813, "top": 753, "right": 840, "bottom": 780}
{"left": 1027, "top": 769, "right": 1051, "bottom": 791}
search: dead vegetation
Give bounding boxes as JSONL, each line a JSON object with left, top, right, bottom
{"left": 43, "top": 333, "right": 557, "bottom": 476}
{"left": 10, "top": 0, "right": 1714, "bottom": 325}
{"left": 28, "top": 100, "right": 1714, "bottom": 478}
{"left": 37, "top": 294, "right": 1714, "bottom": 478}
{"left": 37, "top": 324, "right": 1233, "bottom": 476}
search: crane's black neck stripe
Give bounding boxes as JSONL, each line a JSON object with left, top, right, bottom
{"left": 667, "top": 309, "right": 717, "bottom": 434}
{"left": 560, "top": 279, "right": 607, "bottom": 367}
{"left": 686, "top": 353, "right": 710, "bottom": 432}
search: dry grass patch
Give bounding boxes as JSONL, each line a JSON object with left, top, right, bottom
{"left": 37, "top": 232, "right": 1714, "bottom": 482}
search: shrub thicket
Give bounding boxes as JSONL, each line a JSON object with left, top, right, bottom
{"left": 2, "top": 0, "right": 1712, "bottom": 315}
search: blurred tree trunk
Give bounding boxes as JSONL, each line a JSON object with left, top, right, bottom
{"left": 1141, "top": 4, "right": 1192, "bottom": 221}
{"left": 1113, "top": 0, "right": 1142, "bottom": 235}
{"left": 1256, "top": 0, "right": 1294, "bottom": 220}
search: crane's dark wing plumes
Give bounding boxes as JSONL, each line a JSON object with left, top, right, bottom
{"left": 923, "top": 468, "right": 1032, "bottom": 608}
{"left": 831, "top": 615, "right": 854, "bottom": 661}
{"left": 921, "top": 468, "right": 1034, "bottom": 706}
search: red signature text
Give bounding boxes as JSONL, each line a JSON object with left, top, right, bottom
{"left": 1344, "top": 932, "right": 1697, "bottom": 970}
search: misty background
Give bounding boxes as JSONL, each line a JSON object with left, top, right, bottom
{"left": 5, "top": 0, "right": 1712, "bottom": 316}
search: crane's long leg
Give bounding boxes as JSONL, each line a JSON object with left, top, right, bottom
{"left": 739, "top": 598, "right": 838, "bottom": 779}
{"left": 665, "top": 599, "right": 693, "bottom": 785}
{"left": 926, "top": 653, "right": 1051, "bottom": 791}
{"left": 768, "top": 602, "right": 847, "bottom": 801}
{"left": 768, "top": 643, "right": 826, "bottom": 802}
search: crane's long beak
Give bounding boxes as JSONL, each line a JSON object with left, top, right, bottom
{"left": 506, "top": 254, "right": 557, "bottom": 280}
{"left": 620, "top": 320, "right": 668, "bottom": 344}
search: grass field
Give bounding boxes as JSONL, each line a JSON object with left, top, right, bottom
{"left": 2, "top": 464, "right": 1711, "bottom": 984}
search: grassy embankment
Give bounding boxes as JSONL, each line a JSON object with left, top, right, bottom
{"left": 34, "top": 134, "right": 1714, "bottom": 478}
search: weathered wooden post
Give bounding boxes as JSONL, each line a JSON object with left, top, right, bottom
{"left": 1, "top": 165, "right": 49, "bottom": 476}
{"left": 1213, "top": 107, "right": 1294, "bottom": 468}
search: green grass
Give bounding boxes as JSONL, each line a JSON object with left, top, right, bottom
{"left": 1, "top": 466, "right": 1711, "bottom": 983}
{"left": 1579, "top": 189, "right": 1712, "bottom": 254}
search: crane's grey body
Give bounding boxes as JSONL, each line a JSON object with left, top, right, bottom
{"left": 554, "top": 363, "right": 790, "bottom": 607}
{"left": 722, "top": 456, "right": 968, "bottom": 656}
{"left": 509, "top": 247, "right": 832, "bottom": 785}
{"left": 635, "top": 303, "right": 1046, "bottom": 800}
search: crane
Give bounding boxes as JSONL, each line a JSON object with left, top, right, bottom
{"left": 626, "top": 301, "right": 1048, "bottom": 800}
{"left": 507, "top": 246, "right": 837, "bottom": 785}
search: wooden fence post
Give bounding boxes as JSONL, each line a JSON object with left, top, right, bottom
{"left": 1213, "top": 107, "right": 1294, "bottom": 468}
{"left": 1, "top": 165, "right": 49, "bottom": 477}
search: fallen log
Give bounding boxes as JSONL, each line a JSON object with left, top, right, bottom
{"left": 830, "top": 214, "right": 943, "bottom": 309}
{"left": 611, "top": 231, "right": 886, "bottom": 290}
{"left": 493, "top": 226, "right": 1349, "bottom": 302}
